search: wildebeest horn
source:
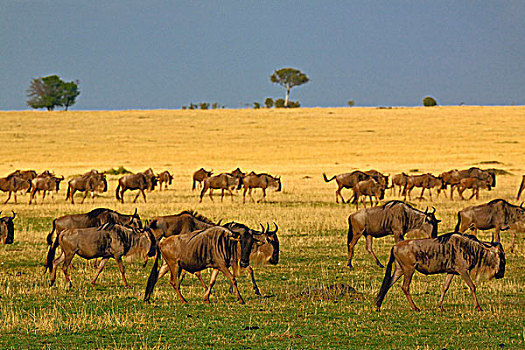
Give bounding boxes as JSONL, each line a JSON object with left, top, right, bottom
{"left": 266, "top": 223, "right": 270, "bottom": 233}
{"left": 260, "top": 224, "right": 266, "bottom": 233}
{"left": 133, "top": 208, "right": 138, "bottom": 216}
{"left": 521, "top": 202, "right": 524, "bottom": 209}
{"left": 10, "top": 211, "right": 16, "bottom": 220}
{"left": 217, "top": 219, "right": 223, "bottom": 226}
{"left": 424, "top": 207, "right": 428, "bottom": 214}
{"left": 272, "top": 222, "right": 278, "bottom": 233}
{"left": 431, "top": 207, "right": 436, "bottom": 214}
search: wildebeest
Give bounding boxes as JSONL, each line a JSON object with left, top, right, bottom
{"left": 66, "top": 171, "right": 108, "bottom": 204}
{"left": 199, "top": 173, "right": 240, "bottom": 202}
{"left": 192, "top": 168, "right": 213, "bottom": 190}
{"left": 142, "top": 168, "right": 158, "bottom": 191}
{"left": 347, "top": 200, "right": 440, "bottom": 268}
{"left": 353, "top": 178, "right": 384, "bottom": 210}
{"left": 507, "top": 221, "right": 524, "bottom": 253}
{"left": 402, "top": 173, "right": 445, "bottom": 201}
{"left": 390, "top": 173, "right": 410, "bottom": 197}
{"left": 158, "top": 170, "right": 173, "bottom": 190}
{"left": 8, "top": 169, "right": 37, "bottom": 181}
{"left": 457, "top": 177, "right": 491, "bottom": 200}
{"left": 241, "top": 172, "right": 282, "bottom": 203}
{"left": 455, "top": 199, "right": 525, "bottom": 243}
{"left": 517, "top": 175, "right": 525, "bottom": 200}
{"left": 229, "top": 168, "right": 246, "bottom": 179}
{"left": 441, "top": 168, "right": 496, "bottom": 200}
{"left": 364, "top": 170, "right": 389, "bottom": 190}
{"left": 0, "top": 174, "right": 32, "bottom": 204}
{"left": 29, "top": 173, "right": 64, "bottom": 204}
{"left": 46, "top": 208, "right": 143, "bottom": 247}
{"left": 375, "top": 233, "right": 505, "bottom": 312}
{"left": 46, "top": 221, "right": 156, "bottom": 288}
{"left": 323, "top": 171, "right": 374, "bottom": 203}
{"left": 144, "top": 223, "right": 261, "bottom": 304}
{"left": 149, "top": 210, "right": 216, "bottom": 240}
{"left": 116, "top": 172, "right": 156, "bottom": 203}
{"left": 0, "top": 211, "right": 16, "bottom": 244}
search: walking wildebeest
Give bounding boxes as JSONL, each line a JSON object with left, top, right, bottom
{"left": 347, "top": 200, "right": 440, "bottom": 268}
{"left": 0, "top": 211, "right": 16, "bottom": 244}
{"left": 517, "top": 175, "right": 525, "bottom": 200}
{"left": 241, "top": 172, "right": 282, "bottom": 203}
{"left": 116, "top": 173, "right": 155, "bottom": 203}
{"left": 0, "top": 174, "right": 32, "bottom": 204}
{"left": 158, "top": 170, "right": 173, "bottom": 190}
{"left": 144, "top": 223, "right": 261, "bottom": 304}
{"left": 353, "top": 178, "right": 384, "bottom": 210}
{"left": 323, "top": 171, "right": 374, "bottom": 203}
{"left": 66, "top": 172, "right": 108, "bottom": 204}
{"left": 199, "top": 173, "right": 240, "bottom": 202}
{"left": 402, "top": 173, "right": 445, "bottom": 201}
{"left": 149, "top": 210, "right": 216, "bottom": 240}
{"left": 46, "top": 221, "right": 156, "bottom": 288}
{"left": 441, "top": 168, "right": 496, "bottom": 200}
{"left": 390, "top": 173, "right": 410, "bottom": 197}
{"left": 142, "top": 168, "right": 158, "bottom": 191}
{"left": 192, "top": 168, "right": 213, "bottom": 190}
{"left": 375, "top": 233, "right": 505, "bottom": 312}
{"left": 457, "top": 177, "right": 491, "bottom": 200}
{"left": 46, "top": 208, "right": 143, "bottom": 247}
{"left": 229, "top": 168, "right": 246, "bottom": 179}
{"left": 455, "top": 199, "right": 525, "bottom": 243}
{"left": 29, "top": 173, "right": 64, "bottom": 204}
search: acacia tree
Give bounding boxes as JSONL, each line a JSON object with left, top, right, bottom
{"left": 270, "top": 68, "right": 309, "bottom": 107}
{"left": 26, "top": 75, "right": 79, "bottom": 111}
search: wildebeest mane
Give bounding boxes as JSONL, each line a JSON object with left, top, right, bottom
{"left": 178, "top": 210, "right": 216, "bottom": 225}
{"left": 87, "top": 208, "right": 113, "bottom": 219}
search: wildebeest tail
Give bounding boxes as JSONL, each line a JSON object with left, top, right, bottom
{"left": 454, "top": 212, "right": 461, "bottom": 232}
{"left": 323, "top": 173, "right": 336, "bottom": 182}
{"left": 192, "top": 179, "right": 196, "bottom": 191}
{"left": 115, "top": 181, "right": 121, "bottom": 200}
{"left": 44, "top": 230, "right": 60, "bottom": 273}
{"left": 46, "top": 219, "right": 56, "bottom": 246}
{"left": 26, "top": 180, "right": 32, "bottom": 193}
{"left": 375, "top": 247, "right": 396, "bottom": 310}
{"left": 144, "top": 245, "right": 161, "bottom": 302}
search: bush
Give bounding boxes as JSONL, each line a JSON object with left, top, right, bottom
{"left": 423, "top": 96, "right": 437, "bottom": 107}
{"left": 347, "top": 100, "right": 355, "bottom": 107}
{"left": 104, "top": 166, "right": 132, "bottom": 175}
{"left": 264, "top": 98, "right": 274, "bottom": 108}
{"left": 274, "top": 99, "right": 286, "bottom": 108}
{"left": 288, "top": 101, "right": 300, "bottom": 108}
{"left": 253, "top": 102, "right": 261, "bottom": 109}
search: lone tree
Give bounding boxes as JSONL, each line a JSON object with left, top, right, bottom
{"left": 270, "top": 67, "right": 309, "bottom": 107}
{"left": 26, "top": 75, "right": 79, "bottom": 111}
{"left": 422, "top": 96, "right": 437, "bottom": 107}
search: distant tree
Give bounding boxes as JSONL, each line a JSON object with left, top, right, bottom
{"left": 253, "top": 102, "right": 261, "bottom": 109}
{"left": 264, "top": 97, "right": 274, "bottom": 108}
{"left": 274, "top": 98, "right": 286, "bottom": 108}
{"left": 26, "top": 75, "right": 79, "bottom": 111}
{"left": 288, "top": 100, "right": 300, "bottom": 108}
{"left": 211, "top": 102, "right": 224, "bottom": 109}
{"left": 423, "top": 96, "right": 438, "bottom": 107}
{"left": 199, "top": 102, "right": 210, "bottom": 110}
{"left": 270, "top": 67, "right": 309, "bottom": 107}
{"left": 347, "top": 100, "right": 355, "bottom": 107}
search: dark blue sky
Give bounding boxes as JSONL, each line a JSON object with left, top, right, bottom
{"left": 1, "top": 1, "right": 524, "bottom": 110}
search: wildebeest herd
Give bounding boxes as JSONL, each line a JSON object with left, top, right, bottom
{"left": 1, "top": 165, "right": 524, "bottom": 312}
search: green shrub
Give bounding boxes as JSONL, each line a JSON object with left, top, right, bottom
{"left": 423, "top": 96, "right": 438, "bottom": 107}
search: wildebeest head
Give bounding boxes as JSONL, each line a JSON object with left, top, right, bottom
{"left": 223, "top": 222, "right": 258, "bottom": 268}
{"left": 259, "top": 223, "right": 280, "bottom": 265}
{"left": 274, "top": 176, "right": 282, "bottom": 192}
{"left": 100, "top": 174, "right": 108, "bottom": 192}
{"left": 379, "top": 187, "right": 385, "bottom": 200}
{"left": 492, "top": 242, "right": 506, "bottom": 279}
{"left": 422, "top": 207, "right": 440, "bottom": 238}
{"left": 129, "top": 208, "right": 143, "bottom": 229}
{"left": 54, "top": 176, "right": 65, "bottom": 192}
{"left": 0, "top": 211, "right": 16, "bottom": 244}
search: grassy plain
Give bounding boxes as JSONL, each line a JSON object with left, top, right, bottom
{"left": 0, "top": 107, "right": 524, "bottom": 349}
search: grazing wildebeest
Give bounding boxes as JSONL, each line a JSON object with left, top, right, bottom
{"left": 517, "top": 175, "right": 525, "bottom": 200}
{"left": 144, "top": 223, "right": 260, "bottom": 304}
{"left": 200, "top": 173, "right": 240, "bottom": 202}
{"left": 116, "top": 173, "right": 155, "bottom": 203}
{"left": 192, "top": 168, "right": 213, "bottom": 190}
{"left": 390, "top": 173, "right": 410, "bottom": 197}
{"left": 29, "top": 174, "right": 64, "bottom": 204}
{"left": 364, "top": 170, "right": 389, "bottom": 190}
{"left": 375, "top": 233, "right": 505, "bottom": 312}
{"left": 353, "top": 178, "right": 385, "bottom": 210}
{"left": 46, "top": 208, "right": 143, "bottom": 247}
{"left": 158, "top": 170, "right": 173, "bottom": 190}
{"left": 142, "top": 168, "right": 158, "bottom": 191}
{"left": 455, "top": 199, "right": 525, "bottom": 243}
{"left": 468, "top": 167, "right": 496, "bottom": 187}
{"left": 0, "top": 174, "right": 32, "bottom": 204}
{"left": 441, "top": 168, "right": 496, "bottom": 200}
{"left": 241, "top": 172, "right": 282, "bottom": 203}
{"left": 457, "top": 177, "right": 491, "bottom": 200}
{"left": 347, "top": 200, "right": 440, "bottom": 268}
{"left": 402, "top": 173, "right": 445, "bottom": 201}
{"left": 66, "top": 172, "right": 108, "bottom": 204}
{"left": 323, "top": 171, "right": 373, "bottom": 203}
{"left": 46, "top": 221, "right": 156, "bottom": 288}
{"left": 0, "top": 211, "right": 16, "bottom": 244}
{"left": 149, "top": 210, "right": 216, "bottom": 240}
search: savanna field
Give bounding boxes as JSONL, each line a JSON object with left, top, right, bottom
{"left": 0, "top": 107, "right": 524, "bottom": 349}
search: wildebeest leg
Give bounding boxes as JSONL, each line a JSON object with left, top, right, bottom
{"left": 91, "top": 258, "right": 109, "bottom": 287}
{"left": 420, "top": 187, "right": 425, "bottom": 200}
{"left": 81, "top": 191, "right": 89, "bottom": 204}
{"left": 115, "top": 256, "right": 131, "bottom": 288}
{"left": 347, "top": 227, "right": 364, "bottom": 268}
{"left": 169, "top": 263, "right": 187, "bottom": 304}
{"left": 401, "top": 268, "right": 420, "bottom": 312}
{"left": 193, "top": 271, "right": 207, "bottom": 290}
{"left": 50, "top": 252, "right": 65, "bottom": 287}
{"left": 228, "top": 189, "right": 234, "bottom": 201}
{"left": 203, "top": 268, "right": 220, "bottom": 303}
{"left": 248, "top": 188, "right": 256, "bottom": 203}
{"left": 158, "top": 261, "right": 169, "bottom": 280}
{"left": 243, "top": 188, "right": 248, "bottom": 204}
{"left": 220, "top": 189, "right": 225, "bottom": 202}
{"left": 247, "top": 266, "right": 261, "bottom": 296}
{"left": 61, "top": 253, "right": 75, "bottom": 289}
{"left": 141, "top": 189, "right": 147, "bottom": 203}
{"left": 258, "top": 188, "right": 267, "bottom": 203}
{"left": 366, "top": 235, "right": 384, "bottom": 268}
{"left": 4, "top": 191, "right": 12, "bottom": 204}
{"left": 492, "top": 226, "right": 501, "bottom": 243}
{"left": 335, "top": 185, "right": 344, "bottom": 203}
{"left": 119, "top": 188, "right": 126, "bottom": 203}
{"left": 219, "top": 267, "right": 245, "bottom": 304}
{"left": 199, "top": 186, "right": 207, "bottom": 202}
{"left": 438, "top": 274, "right": 454, "bottom": 311}
{"left": 428, "top": 188, "right": 432, "bottom": 202}
{"left": 132, "top": 191, "right": 141, "bottom": 203}
{"left": 209, "top": 189, "right": 214, "bottom": 202}
{"left": 468, "top": 188, "right": 476, "bottom": 200}
{"left": 458, "top": 270, "right": 482, "bottom": 311}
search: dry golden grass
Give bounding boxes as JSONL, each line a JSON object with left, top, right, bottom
{"left": 0, "top": 106, "right": 524, "bottom": 349}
